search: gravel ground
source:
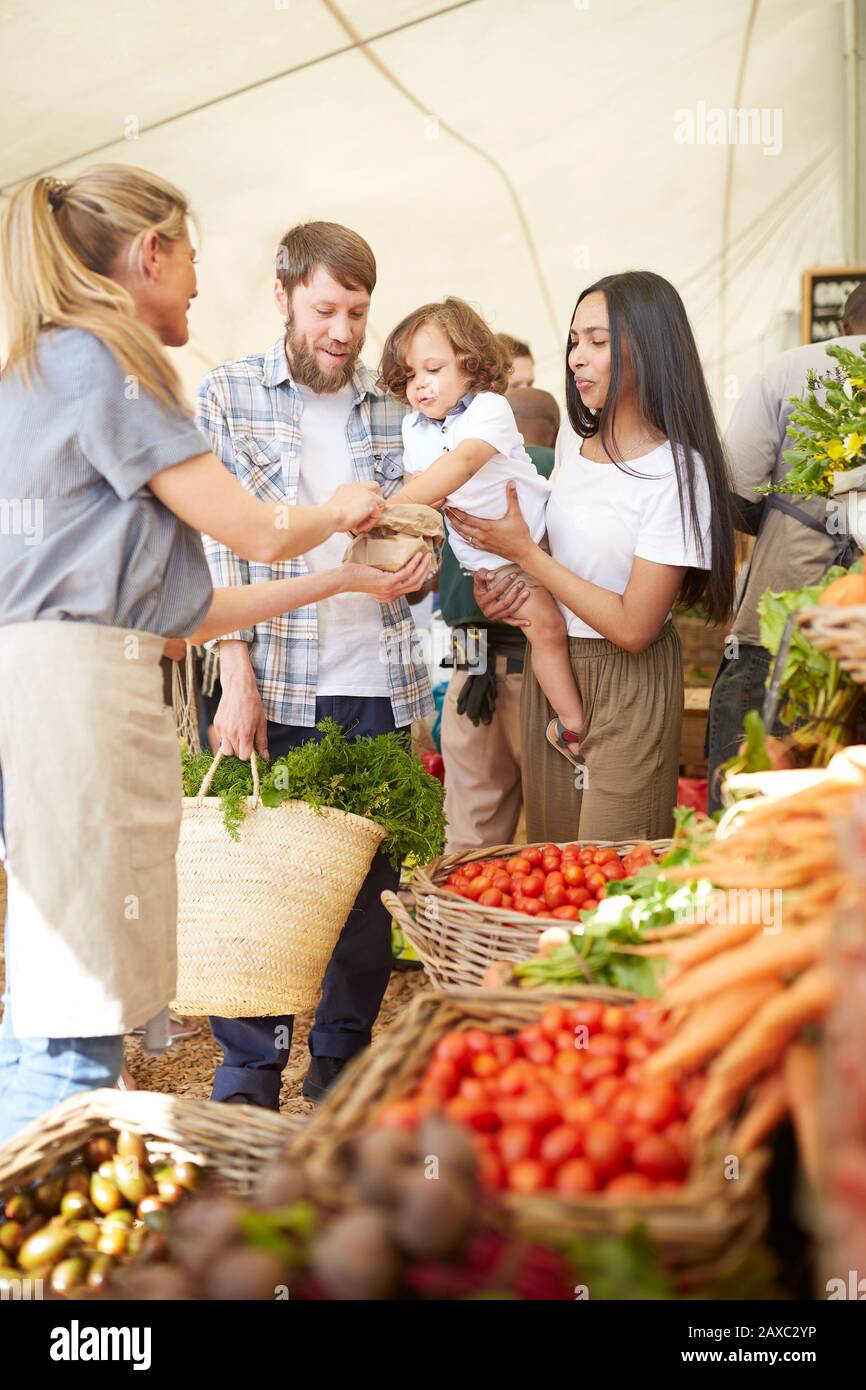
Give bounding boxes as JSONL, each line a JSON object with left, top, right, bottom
{"left": 122, "top": 967, "right": 428, "bottom": 1121}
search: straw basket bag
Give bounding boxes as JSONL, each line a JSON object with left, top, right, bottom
{"left": 173, "top": 752, "right": 386, "bottom": 1017}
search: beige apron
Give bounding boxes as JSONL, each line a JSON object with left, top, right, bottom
{"left": 0, "top": 623, "right": 181, "bottom": 1037}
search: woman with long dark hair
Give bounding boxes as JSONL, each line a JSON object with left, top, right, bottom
{"left": 447, "top": 270, "right": 735, "bottom": 841}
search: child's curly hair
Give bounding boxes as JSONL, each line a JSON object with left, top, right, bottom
{"left": 379, "top": 297, "right": 512, "bottom": 404}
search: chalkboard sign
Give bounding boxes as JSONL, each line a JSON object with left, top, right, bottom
{"left": 802, "top": 267, "right": 866, "bottom": 343}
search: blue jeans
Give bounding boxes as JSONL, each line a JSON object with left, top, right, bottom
{"left": 706, "top": 643, "right": 788, "bottom": 815}
{"left": 0, "top": 771, "right": 123, "bottom": 1144}
{"left": 209, "top": 697, "right": 403, "bottom": 1107}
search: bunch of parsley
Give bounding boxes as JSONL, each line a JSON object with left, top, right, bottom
{"left": 181, "top": 718, "right": 446, "bottom": 869}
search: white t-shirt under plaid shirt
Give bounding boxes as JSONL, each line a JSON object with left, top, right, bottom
{"left": 196, "top": 334, "right": 433, "bottom": 729}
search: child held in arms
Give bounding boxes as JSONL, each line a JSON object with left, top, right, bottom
{"left": 380, "top": 297, "right": 584, "bottom": 764}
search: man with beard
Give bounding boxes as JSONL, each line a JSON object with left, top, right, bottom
{"left": 196, "top": 222, "right": 433, "bottom": 1106}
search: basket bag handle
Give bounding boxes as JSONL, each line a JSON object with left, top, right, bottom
{"left": 196, "top": 750, "right": 261, "bottom": 806}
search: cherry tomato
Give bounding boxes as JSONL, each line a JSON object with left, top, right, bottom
{"left": 632, "top": 1134, "right": 687, "bottom": 1183}
{"left": 552, "top": 905, "right": 580, "bottom": 921}
{"left": 521, "top": 873, "right": 544, "bottom": 899}
{"left": 508, "top": 1159, "right": 551, "bottom": 1194}
{"left": 513, "top": 896, "right": 541, "bottom": 916}
{"left": 510, "top": 874, "right": 528, "bottom": 894}
{"left": 462, "top": 862, "right": 482, "bottom": 880}
{"left": 593, "top": 847, "right": 620, "bottom": 865}
{"left": 601, "top": 1007, "right": 631, "bottom": 1037}
{"left": 544, "top": 882, "right": 568, "bottom": 910}
{"left": 540, "top": 1123, "right": 584, "bottom": 1167}
{"left": 471, "top": 1052, "right": 500, "bottom": 1079}
{"left": 565, "top": 887, "right": 592, "bottom": 908}
{"left": 554, "top": 1050, "right": 583, "bottom": 1076}
{"left": 462, "top": 877, "right": 487, "bottom": 900}
{"left": 492, "top": 872, "right": 512, "bottom": 894}
{"left": 562, "top": 1096, "right": 598, "bottom": 1127}
{"left": 434, "top": 1031, "right": 471, "bottom": 1066}
{"left": 517, "top": 1025, "right": 544, "bottom": 1050}
{"left": 588, "top": 1032, "right": 625, "bottom": 1060}
{"left": 577, "top": 850, "right": 596, "bottom": 867}
{"left": 497, "top": 1122, "right": 539, "bottom": 1166}
{"left": 544, "top": 869, "right": 566, "bottom": 889}
{"left": 624, "top": 1035, "right": 651, "bottom": 1062}
{"left": 539, "top": 1003, "right": 567, "bottom": 1038}
{"left": 492, "top": 1035, "right": 517, "bottom": 1067}
{"left": 555, "top": 1158, "right": 597, "bottom": 1195}
{"left": 610, "top": 1087, "right": 638, "bottom": 1125}
{"left": 580, "top": 1055, "right": 619, "bottom": 1086}
{"left": 542, "top": 843, "right": 561, "bottom": 857}
{"left": 497, "top": 1060, "right": 534, "bottom": 1096}
{"left": 523, "top": 847, "right": 544, "bottom": 867}
{"left": 568, "top": 1001, "right": 604, "bottom": 1032}
{"left": 664, "top": 1121, "right": 692, "bottom": 1163}
{"left": 508, "top": 857, "right": 531, "bottom": 876}
{"left": 604, "top": 1173, "right": 656, "bottom": 1197}
{"left": 512, "top": 1090, "right": 561, "bottom": 1134}
{"left": 601, "top": 860, "right": 626, "bottom": 881}
{"left": 584, "top": 1119, "right": 628, "bottom": 1183}
{"left": 376, "top": 1099, "right": 422, "bottom": 1130}
{"left": 450, "top": 877, "right": 470, "bottom": 896}
{"left": 590, "top": 1075, "right": 624, "bottom": 1111}
{"left": 425, "top": 1059, "right": 460, "bottom": 1093}
{"left": 585, "top": 870, "right": 607, "bottom": 894}
{"left": 500, "top": 893, "right": 513, "bottom": 910}
{"left": 554, "top": 1028, "right": 578, "bottom": 1052}
{"left": 487, "top": 859, "right": 508, "bottom": 873}
{"left": 632, "top": 1083, "right": 680, "bottom": 1131}
{"left": 548, "top": 1074, "right": 581, "bottom": 1105}
{"left": 444, "top": 1096, "right": 500, "bottom": 1133}
{"left": 477, "top": 1148, "right": 506, "bottom": 1190}
{"left": 464, "top": 1028, "right": 496, "bottom": 1055}
{"left": 562, "top": 863, "right": 586, "bottom": 886}
{"left": 524, "top": 1038, "right": 555, "bottom": 1067}
{"left": 478, "top": 888, "right": 503, "bottom": 908}
{"left": 458, "top": 1077, "right": 490, "bottom": 1102}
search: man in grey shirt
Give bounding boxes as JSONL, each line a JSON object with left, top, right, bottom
{"left": 706, "top": 285, "right": 866, "bottom": 811}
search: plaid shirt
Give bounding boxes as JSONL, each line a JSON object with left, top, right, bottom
{"left": 196, "top": 333, "right": 433, "bottom": 729}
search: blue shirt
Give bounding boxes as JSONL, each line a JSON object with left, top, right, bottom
{"left": 0, "top": 328, "right": 213, "bottom": 636}
{"left": 196, "top": 333, "right": 433, "bottom": 729}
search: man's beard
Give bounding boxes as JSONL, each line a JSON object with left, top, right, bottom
{"left": 284, "top": 312, "right": 364, "bottom": 393}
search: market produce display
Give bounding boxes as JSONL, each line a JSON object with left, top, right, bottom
{"left": 59, "top": 1120, "right": 674, "bottom": 1301}
{"left": 640, "top": 753, "right": 865, "bottom": 1171}
{"left": 440, "top": 839, "right": 660, "bottom": 923}
{"left": 181, "top": 717, "right": 446, "bottom": 868}
{"left": 372, "top": 1001, "right": 701, "bottom": 1197}
{"left": 0, "top": 1131, "right": 204, "bottom": 1297}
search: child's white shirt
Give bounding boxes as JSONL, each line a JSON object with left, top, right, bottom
{"left": 401, "top": 391, "right": 550, "bottom": 571}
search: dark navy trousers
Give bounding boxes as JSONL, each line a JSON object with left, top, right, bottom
{"left": 209, "top": 697, "right": 402, "bottom": 1107}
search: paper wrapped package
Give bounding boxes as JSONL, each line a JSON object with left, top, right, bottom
{"left": 343, "top": 502, "right": 445, "bottom": 575}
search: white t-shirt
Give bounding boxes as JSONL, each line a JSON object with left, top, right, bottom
{"left": 546, "top": 423, "right": 713, "bottom": 639}
{"left": 402, "top": 391, "right": 550, "bottom": 571}
{"left": 295, "top": 383, "right": 389, "bottom": 697}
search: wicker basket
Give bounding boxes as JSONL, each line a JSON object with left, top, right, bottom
{"left": 288, "top": 989, "right": 769, "bottom": 1288}
{"left": 797, "top": 605, "right": 866, "bottom": 685}
{"left": 173, "top": 752, "right": 386, "bottom": 1017}
{"left": 397, "top": 838, "right": 671, "bottom": 992}
{"left": 673, "top": 615, "right": 728, "bottom": 683}
{"left": 0, "top": 1089, "right": 298, "bottom": 1197}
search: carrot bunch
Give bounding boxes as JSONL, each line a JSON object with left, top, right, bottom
{"left": 638, "top": 764, "right": 865, "bottom": 1181}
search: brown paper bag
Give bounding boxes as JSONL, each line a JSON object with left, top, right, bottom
{"left": 343, "top": 502, "right": 445, "bottom": 575}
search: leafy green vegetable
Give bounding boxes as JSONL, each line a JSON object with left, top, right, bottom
{"left": 757, "top": 571, "right": 864, "bottom": 765}
{"left": 566, "top": 1227, "right": 674, "bottom": 1301}
{"left": 181, "top": 719, "right": 446, "bottom": 869}
{"left": 513, "top": 866, "right": 714, "bottom": 996}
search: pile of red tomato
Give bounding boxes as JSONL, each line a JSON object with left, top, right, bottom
{"left": 441, "top": 841, "right": 659, "bottom": 923}
{"left": 376, "top": 1001, "right": 703, "bottom": 1198}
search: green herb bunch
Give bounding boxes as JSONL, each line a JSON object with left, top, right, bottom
{"left": 758, "top": 340, "right": 866, "bottom": 498}
{"left": 181, "top": 718, "right": 446, "bottom": 869}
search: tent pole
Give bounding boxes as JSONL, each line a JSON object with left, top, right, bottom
{"left": 843, "top": 0, "right": 866, "bottom": 261}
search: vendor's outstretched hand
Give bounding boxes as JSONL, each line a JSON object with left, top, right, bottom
{"left": 340, "top": 549, "right": 433, "bottom": 601}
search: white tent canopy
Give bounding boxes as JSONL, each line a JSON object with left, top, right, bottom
{"left": 0, "top": 0, "right": 855, "bottom": 418}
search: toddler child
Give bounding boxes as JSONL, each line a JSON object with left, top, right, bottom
{"left": 380, "top": 297, "right": 585, "bottom": 765}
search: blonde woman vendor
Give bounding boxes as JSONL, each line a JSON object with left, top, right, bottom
{"left": 0, "top": 164, "right": 430, "bottom": 1142}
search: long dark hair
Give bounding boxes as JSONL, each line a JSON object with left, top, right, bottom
{"left": 565, "top": 270, "right": 734, "bottom": 623}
